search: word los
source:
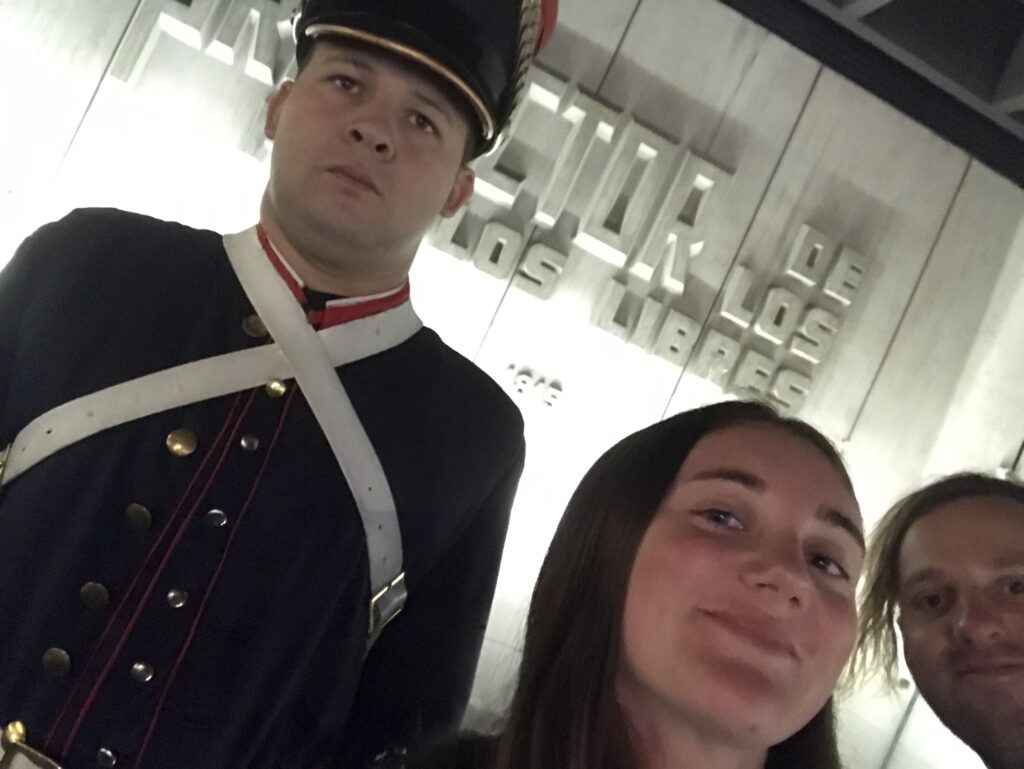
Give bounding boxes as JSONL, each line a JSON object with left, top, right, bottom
{"left": 428, "top": 69, "right": 869, "bottom": 413}
{"left": 590, "top": 224, "right": 866, "bottom": 412}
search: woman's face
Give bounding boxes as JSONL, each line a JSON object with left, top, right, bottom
{"left": 617, "top": 422, "right": 864, "bottom": 750}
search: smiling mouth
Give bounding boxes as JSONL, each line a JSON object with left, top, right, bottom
{"left": 701, "top": 609, "right": 799, "bottom": 661}
{"left": 954, "top": 660, "right": 1024, "bottom": 679}
{"left": 326, "top": 166, "right": 380, "bottom": 195}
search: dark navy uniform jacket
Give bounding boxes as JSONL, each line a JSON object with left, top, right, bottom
{"left": 0, "top": 208, "right": 525, "bottom": 769}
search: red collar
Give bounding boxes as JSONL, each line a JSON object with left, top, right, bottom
{"left": 255, "top": 224, "right": 411, "bottom": 330}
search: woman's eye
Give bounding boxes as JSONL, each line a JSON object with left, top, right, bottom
{"left": 810, "top": 554, "right": 849, "bottom": 581}
{"left": 1006, "top": 578, "right": 1024, "bottom": 596}
{"left": 698, "top": 508, "right": 743, "bottom": 530}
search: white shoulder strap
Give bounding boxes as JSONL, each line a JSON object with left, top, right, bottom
{"left": 223, "top": 228, "right": 410, "bottom": 640}
{"left": 0, "top": 304, "right": 420, "bottom": 488}
{"left": 0, "top": 227, "right": 421, "bottom": 641}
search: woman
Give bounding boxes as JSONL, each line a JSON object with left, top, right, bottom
{"left": 415, "top": 399, "right": 865, "bottom": 769}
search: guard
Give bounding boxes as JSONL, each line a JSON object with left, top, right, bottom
{"left": 0, "top": 0, "right": 556, "bottom": 766}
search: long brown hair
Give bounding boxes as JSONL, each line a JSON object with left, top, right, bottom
{"left": 494, "top": 400, "right": 852, "bottom": 769}
{"left": 850, "top": 472, "right": 1024, "bottom": 687}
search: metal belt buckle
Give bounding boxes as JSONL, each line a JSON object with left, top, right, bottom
{"left": 0, "top": 722, "right": 63, "bottom": 769}
{"left": 368, "top": 572, "right": 407, "bottom": 641}
{"left": 0, "top": 443, "right": 10, "bottom": 487}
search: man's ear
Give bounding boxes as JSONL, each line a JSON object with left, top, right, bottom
{"left": 264, "top": 81, "right": 294, "bottom": 140}
{"left": 440, "top": 167, "right": 475, "bottom": 218}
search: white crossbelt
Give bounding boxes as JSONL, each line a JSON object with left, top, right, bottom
{"left": 223, "top": 228, "right": 411, "bottom": 640}
{"left": 0, "top": 725, "right": 61, "bottom": 769}
{"left": 0, "top": 226, "right": 421, "bottom": 641}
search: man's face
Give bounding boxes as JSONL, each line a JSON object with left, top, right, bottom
{"left": 897, "top": 496, "right": 1024, "bottom": 769}
{"left": 263, "top": 40, "right": 475, "bottom": 267}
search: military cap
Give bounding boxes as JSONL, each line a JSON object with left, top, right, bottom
{"left": 293, "top": 0, "right": 558, "bottom": 156}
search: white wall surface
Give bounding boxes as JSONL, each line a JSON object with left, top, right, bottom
{"left": 2, "top": 1, "right": 1022, "bottom": 767}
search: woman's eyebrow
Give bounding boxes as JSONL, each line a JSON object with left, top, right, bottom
{"left": 687, "top": 468, "right": 766, "bottom": 490}
{"left": 818, "top": 507, "right": 865, "bottom": 552}
{"left": 685, "top": 469, "right": 864, "bottom": 550}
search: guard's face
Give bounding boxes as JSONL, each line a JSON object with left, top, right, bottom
{"left": 616, "top": 424, "right": 863, "bottom": 753}
{"left": 263, "top": 40, "right": 474, "bottom": 264}
{"left": 897, "top": 497, "right": 1024, "bottom": 765}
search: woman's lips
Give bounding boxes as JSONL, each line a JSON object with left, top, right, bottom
{"left": 701, "top": 609, "right": 799, "bottom": 661}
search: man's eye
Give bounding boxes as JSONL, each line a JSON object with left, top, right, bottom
{"left": 332, "top": 75, "right": 359, "bottom": 92}
{"left": 1006, "top": 578, "right": 1024, "bottom": 596}
{"left": 411, "top": 112, "right": 437, "bottom": 134}
{"left": 810, "top": 554, "right": 850, "bottom": 581}
{"left": 912, "top": 591, "right": 949, "bottom": 614}
{"left": 698, "top": 508, "right": 743, "bottom": 530}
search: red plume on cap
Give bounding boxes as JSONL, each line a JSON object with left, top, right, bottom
{"left": 537, "top": 0, "right": 558, "bottom": 51}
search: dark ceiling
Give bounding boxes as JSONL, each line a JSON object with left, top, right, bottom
{"left": 717, "top": 0, "right": 1024, "bottom": 186}
{"left": 821, "top": 0, "right": 1024, "bottom": 133}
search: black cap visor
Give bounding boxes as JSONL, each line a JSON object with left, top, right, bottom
{"left": 304, "top": 23, "right": 498, "bottom": 142}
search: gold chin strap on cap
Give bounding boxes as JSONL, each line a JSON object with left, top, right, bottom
{"left": 0, "top": 722, "right": 63, "bottom": 769}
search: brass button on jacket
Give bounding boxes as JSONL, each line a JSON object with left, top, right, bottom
{"left": 264, "top": 379, "right": 287, "bottom": 398}
{"left": 166, "top": 588, "right": 188, "bottom": 609}
{"left": 124, "top": 503, "right": 152, "bottom": 531}
{"left": 205, "top": 509, "right": 228, "bottom": 528}
{"left": 42, "top": 648, "right": 71, "bottom": 678}
{"left": 97, "top": 747, "right": 118, "bottom": 767}
{"left": 166, "top": 429, "right": 197, "bottom": 457}
{"left": 239, "top": 434, "right": 259, "bottom": 452}
{"left": 131, "top": 662, "right": 154, "bottom": 683}
{"left": 4, "top": 721, "right": 27, "bottom": 744}
{"left": 242, "top": 314, "right": 268, "bottom": 339}
{"left": 80, "top": 582, "right": 110, "bottom": 610}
